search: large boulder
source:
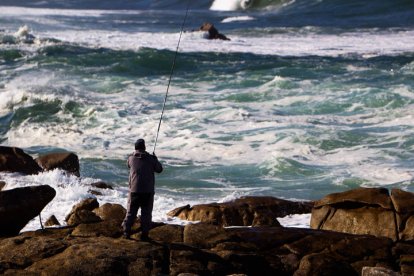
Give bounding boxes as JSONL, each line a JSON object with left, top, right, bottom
{"left": 35, "top": 152, "right": 80, "bottom": 177}
{"left": 310, "top": 188, "right": 397, "bottom": 240}
{"left": 0, "top": 185, "right": 56, "bottom": 236}
{"left": 168, "top": 196, "right": 313, "bottom": 227}
{"left": 0, "top": 146, "right": 41, "bottom": 175}
{"left": 93, "top": 203, "right": 126, "bottom": 225}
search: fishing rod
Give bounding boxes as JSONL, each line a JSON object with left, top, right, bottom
{"left": 153, "top": 1, "right": 191, "bottom": 154}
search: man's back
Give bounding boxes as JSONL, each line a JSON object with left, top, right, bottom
{"left": 127, "top": 150, "right": 163, "bottom": 193}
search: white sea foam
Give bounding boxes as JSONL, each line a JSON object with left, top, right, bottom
{"left": 277, "top": 213, "right": 311, "bottom": 228}
{"left": 0, "top": 169, "right": 218, "bottom": 232}
{"left": 221, "top": 16, "right": 256, "bottom": 23}
{"left": 1, "top": 7, "right": 414, "bottom": 57}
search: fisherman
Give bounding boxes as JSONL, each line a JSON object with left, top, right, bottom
{"left": 122, "top": 138, "right": 163, "bottom": 240}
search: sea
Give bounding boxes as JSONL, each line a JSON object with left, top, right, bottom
{"left": 1, "top": 0, "right": 414, "bottom": 231}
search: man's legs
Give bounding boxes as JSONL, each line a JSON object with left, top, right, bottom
{"left": 139, "top": 193, "right": 154, "bottom": 239}
{"left": 122, "top": 192, "right": 140, "bottom": 237}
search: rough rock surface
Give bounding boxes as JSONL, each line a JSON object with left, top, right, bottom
{"left": 311, "top": 187, "right": 414, "bottom": 241}
{"left": 0, "top": 146, "right": 41, "bottom": 175}
{"left": 168, "top": 196, "right": 313, "bottom": 226}
{"left": 0, "top": 221, "right": 410, "bottom": 275}
{"left": 45, "top": 215, "right": 60, "bottom": 227}
{"left": 93, "top": 203, "right": 126, "bottom": 225}
{"left": 0, "top": 185, "right": 56, "bottom": 236}
{"left": 65, "top": 198, "right": 101, "bottom": 226}
{"left": 2, "top": 186, "right": 414, "bottom": 275}
{"left": 35, "top": 152, "right": 80, "bottom": 177}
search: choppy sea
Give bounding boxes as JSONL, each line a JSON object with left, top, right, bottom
{"left": 1, "top": 0, "right": 414, "bottom": 231}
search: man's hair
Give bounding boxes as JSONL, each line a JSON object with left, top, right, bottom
{"left": 135, "top": 139, "right": 146, "bottom": 150}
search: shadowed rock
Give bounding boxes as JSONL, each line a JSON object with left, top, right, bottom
{"left": 35, "top": 152, "right": 80, "bottom": 177}
{"left": 0, "top": 185, "right": 56, "bottom": 236}
{"left": 0, "top": 146, "right": 42, "bottom": 175}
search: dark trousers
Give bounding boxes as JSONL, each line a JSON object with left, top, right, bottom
{"left": 122, "top": 192, "right": 154, "bottom": 235}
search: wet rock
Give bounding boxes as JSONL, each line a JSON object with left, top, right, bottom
{"left": 90, "top": 181, "right": 114, "bottom": 190}
{"left": 311, "top": 187, "right": 398, "bottom": 240}
{"left": 0, "top": 146, "right": 42, "bottom": 175}
{"left": 168, "top": 196, "right": 312, "bottom": 227}
{"left": 0, "top": 185, "right": 56, "bottom": 237}
{"left": 45, "top": 215, "right": 60, "bottom": 227}
{"left": 35, "top": 152, "right": 80, "bottom": 177}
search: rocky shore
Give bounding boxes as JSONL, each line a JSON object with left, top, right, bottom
{"left": 1, "top": 146, "right": 414, "bottom": 275}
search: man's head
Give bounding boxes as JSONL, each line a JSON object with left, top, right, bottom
{"left": 135, "top": 139, "right": 146, "bottom": 151}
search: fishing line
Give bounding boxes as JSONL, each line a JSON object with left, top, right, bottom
{"left": 153, "top": 1, "right": 191, "bottom": 154}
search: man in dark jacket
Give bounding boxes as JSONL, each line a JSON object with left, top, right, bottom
{"left": 122, "top": 138, "right": 163, "bottom": 240}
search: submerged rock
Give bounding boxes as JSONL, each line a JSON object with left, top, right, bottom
{"left": 168, "top": 196, "right": 313, "bottom": 227}
{"left": 0, "top": 146, "right": 42, "bottom": 175}
{"left": 0, "top": 185, "right": 56, "bottom": 236}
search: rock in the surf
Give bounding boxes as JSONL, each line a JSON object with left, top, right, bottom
{"left": 35, "top": 152, "right": 80, "bottom": 177}
{"left": 0, "top": 185, "right": 56, "bottom": 236}
{"left": 168, "top": 196, "right": 313, "bottom": 226}
{"left": 0, "top": 146, "right": 42, "bottom": 175}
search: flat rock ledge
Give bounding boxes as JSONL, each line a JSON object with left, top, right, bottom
{"left": 1, "top": 220, "right": 413, "bottom": 275}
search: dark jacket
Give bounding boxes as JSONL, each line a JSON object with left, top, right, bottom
{"left": 127, "top": 150, "right": 163, "bottom": 193}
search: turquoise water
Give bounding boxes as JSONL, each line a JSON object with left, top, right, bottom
{"left": 1, "top": 0, "right": 414, "bottom": 229}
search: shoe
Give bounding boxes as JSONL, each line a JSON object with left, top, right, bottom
{"left": 140, "top": 233, "right": 150, "bottom": 241}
